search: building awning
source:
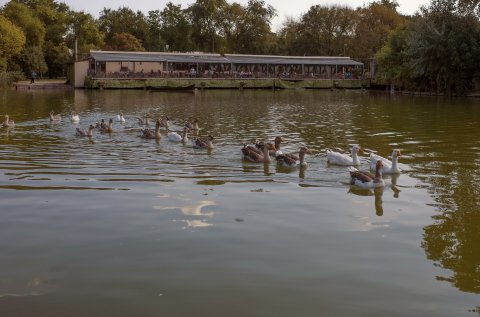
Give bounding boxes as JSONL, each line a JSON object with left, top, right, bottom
{"left": 89, "top": 51, "right": 363, "bottom": 67}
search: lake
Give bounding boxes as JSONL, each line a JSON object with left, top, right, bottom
{"left": 0, "top": 88, "right": 479, "bottom": 316}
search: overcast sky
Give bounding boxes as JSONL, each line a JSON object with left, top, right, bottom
{"left": 0, "top": 0, "right": 429, "bottom": 30}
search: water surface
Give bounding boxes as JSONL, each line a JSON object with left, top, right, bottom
{"left": 0, "top": 89, "right": 479, "bottom": 316}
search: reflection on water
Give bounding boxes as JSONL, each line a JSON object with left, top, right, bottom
{"left": 1, "top": 89, "right": 480, "bottom": 316}
{"left": 154, "top": 199, "right": 216, "bottom": 228}
{"left": 348, "top": 186, "right": 385, "bottom": 216}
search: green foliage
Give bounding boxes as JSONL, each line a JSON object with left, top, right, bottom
{"left": 159, "top": 3, "right": 193, "bottom": 52}
{"left": 375, "top": 23, "right": 411, "bottom": 84}
{"left": 66, "top": 11, "right": 104, "bottom": 59}
{"left": 2, "top": 1, "right": 46, "bottom": 46}
{"left": 105, "top": 32, "right": 145, "bottom": 51}
{"left": 353, "top": 1, "right": 407, "bottom": 59}
{"left": 44, "top": 41, "right": 70, "bottom": 77}
{"left": 145, "top": 10, "right": 165, "bottom": 51}
{"left": 98, "top": 7, "right": 151, "bottom": 50}
{"left": 187, "top": 0, "right": 228, "bottom": 52}
{"left": 281, "top": 5, "right": 357, "bottom": 56}
{"left": 0, "top": 14, "right": 26, "bottom": 71}
{"left": 377, "top": 0, "right": 480, "bottom": 94}
{"left": 20, "top": 45, "right": 47, "bottom": 75}
{"left": 277, "top": 2, "right": 405, "bottom": 58}
{"left": 222, "top": 0, "right": 277, "bottom": 54}
{"left": 0, "top": 71, "right": 26, "bottom": 88}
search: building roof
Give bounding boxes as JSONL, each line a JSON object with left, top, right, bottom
{"left": 89, "top": 51, "right": 363, "bottom": 66}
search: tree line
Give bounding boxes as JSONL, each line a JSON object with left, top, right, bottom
{"left": 1, "top": 0, "right": 479, "bottom": 94}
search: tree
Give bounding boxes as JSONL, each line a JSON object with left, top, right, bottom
{"left": 375, "top": 23, "right": 411, "bottom": 85}
{"left": 222, "top": 0, "right": 277, "bottom": 54}
{"left": 159, "top": 3, "right": 193, "bottom": 52}
{"left": 281, "top": 5, "right": 357, "bottom": 56}
{"left": 66, "top": 11, "right": 104, "bottom": 60}
{"left": 4, "top": 0, "right": 75, "bottom": 77}
{"left": 43, "top": 41, "right": 70, "bottom": 76}
{"left": 146, "top": 10, "right": 165, "bottom": 51}
{"left": 276, "top": 17, "right": 302, "bottom": 55}
{"left": 187, "top": 0, "right": 228, "bottom": 52}
{"left": 408, "top": 11, "right": 480, "bottom": 94}
{"left": 98, "top": 7, "right": 150, "bottom": 49}
{"left": 0, "top": 15, "right": 26, "bottom": 71}
{"left": 220, "top": 2, "right": 244, "bottom": 52}
{"left": 353, "top": 0, "right": 406, "bottom": 59}
{"left": 2, "top": 1, "right": 46, "bottom": 46}
{"left": 105, "top": 32, "right": 145, "bottom": 51}
{"left": 376, "top": 0, "right": 480, "bottom": 94}
{"left": 19, "top": 0, "right": 69, "bottom": 45}
{"left": 20, "top": 45, "right": 48, "bottom": 75}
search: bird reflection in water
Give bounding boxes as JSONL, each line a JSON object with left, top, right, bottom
{"left": 299, "top": 165, "right": 307, "bottom": 179}
{"left": 374, "top": 187, "right": 384, "bottom": 216}
{"left": 348, "top": 186, "right": 385, "bottom": 216}
{"left": 240, "top": 160, "right": 273, "bottom": 177}
{"left": 274, "top": 163, "right": 308, "bottom": 178}
{"left": 348, "top": 172, "right": 403, "bottom": 216}
{"left": 389, "top": 173, "right": 401, "bottom": 198}
{"left": 153, "top": 200, "right": 216, "bottom": 228}
{"left": 263, "top": 162, "right": 272, "bottom": 176}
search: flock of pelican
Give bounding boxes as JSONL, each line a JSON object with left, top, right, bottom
{"left": 3, "top": 112, "right": 402, "bottom": 189}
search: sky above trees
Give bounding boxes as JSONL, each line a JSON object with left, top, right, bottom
{"left": 0, "top": 0, "right": 428, "bottom": 30}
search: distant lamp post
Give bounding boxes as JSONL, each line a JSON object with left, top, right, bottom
{"left": 343, "top": 43, "right": 347, "bottom": 57}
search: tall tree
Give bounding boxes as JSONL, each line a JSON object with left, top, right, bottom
{"left": 98, "top": 7, "right": 150, "bottom": 49}
{"left": 221, "top": 2, "right": 244, "bottom": 53}
{"left": 376, "top": 0, "right": 480, "bottom": 94}
{"left": 146, "top": 10, "right": 164, "bottom": 51}
{"left": 223, "top": 0, "right": 277, "bottom": 54}
{"left": 2, "top": 1, "right": 45, "bottom": 46}
{"left": 375, "top": 23, "right": 411, "bottom": 85}
{"left": 0, "top": 14, "right": 26, "bottom": 70}
{"left": 276, "top": 17, "right": 302, "bottom": 55}
{"left": 104, "top": 32, "right": 145, "bottom": 51}
{"left": 159, "top": 3, "right": 193, "bottom": 52}
{"left": 281, "top": 5, "right": 357, "bottom": 56}
{"left": 408, "top": 11, "right": 480, "bottom": 94}
{"left": 353, "top": 0, "right": 406, "bottom": 59}
{"left": 66, "top": 11, "right": 104, "bottom": 60}
{"left": 20, "top": 45, "right": 48, "bottom": 75}
{"left": 17, "top": 0, "right": 71, "bottom": 77}
{"left": 187, "top": 0, "right": 228, "bottom": 52}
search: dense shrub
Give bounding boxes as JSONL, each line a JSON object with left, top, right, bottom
{"left": 0, "top": 71, "right": 26, "bottom": 88}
